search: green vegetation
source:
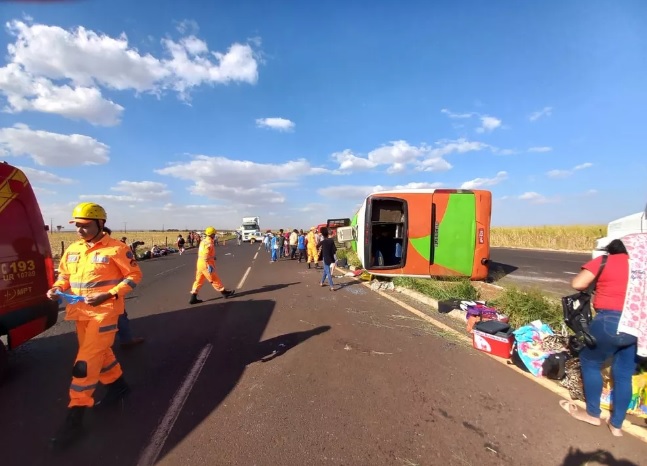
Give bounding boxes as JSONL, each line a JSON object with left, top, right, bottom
{"left": 393, "top": 277, "right": 480, "bottom": 302}
{"left": 490, "top": 286, "right": 563, "bottom": 330}
{"left": 336, "top": 248, "right": 362, "bottom": 268}
{"left": 336, "top": 244, "right": 563, "bottom": 330}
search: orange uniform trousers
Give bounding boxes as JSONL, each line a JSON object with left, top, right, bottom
{"left": 69, "top": 316, "right": 122, "bottom": 407}
{"left": 191, "top": 262, "right": 225, "bottom": 293}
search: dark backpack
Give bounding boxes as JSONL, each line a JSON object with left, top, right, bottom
{"left": 562, "top": 255, "right": 607, "bottom": 350}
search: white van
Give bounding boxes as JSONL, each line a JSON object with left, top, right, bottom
{"left": 592, "top": 205, "right": 647, "bottom": 258}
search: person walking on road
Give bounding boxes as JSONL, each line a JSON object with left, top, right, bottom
{"left": 289, "top": 229, "right": 298, "bottom": 259}
{"left": 189, "top": 226, "right": 235, "bottom": 304}
{"left": 177, "top": 234, "right": 186, "bottom": 255}
{"left": 297, "top": 229, "right": 306, "bottom": 263}
{"left": 306, "top": 227, "right": 320, "bottom": 269}
{"left": 270, "top": 232, "right": 279, "bottom": 262}
{"left": 319, "top": 227, "right": 337, "bottom": 291}
{"left": 46, "top": 203, "right": 143, "bottom": 447}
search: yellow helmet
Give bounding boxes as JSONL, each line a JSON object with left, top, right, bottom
{"left": 205, "top": 226, "right": 217, "bottom": 236}
{"left": 69, "top": 202, "right": 107, "bottom": 224}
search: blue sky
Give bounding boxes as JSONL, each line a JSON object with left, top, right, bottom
{"left": 0, "top": 0, "right": 646, "bottom": 231}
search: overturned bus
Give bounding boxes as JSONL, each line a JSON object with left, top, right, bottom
{"left": 332, "top": 189, "right": 492, "bottom": 280}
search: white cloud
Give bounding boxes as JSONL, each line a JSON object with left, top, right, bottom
{"left": 0, "top": 64, "right": 124, "bottom": 126}
{"left": 0, "top": 19, "right": 260, "bottom": 123}
{"left": 415, "top": 157, "right": 453, "bottom": 172}
{"left": 528, "top": 146, "right": 553, "bottom": 153}
{"left": 331, "top": 149, "right": 377, "bottom": 171}
{"left": 175, "top": 19, "right": 199, "bottom": 35}
{"left": 460, "top": 171, "right": 508, "bottom": 189}
{"left": 0, "top": 124, "right": 109, "bottom": 167}
{"left": 334, "top": 141, "right": 442, "bottom": 173}
{"left": 476, "top": 115, "right": 502, "bottom": 133}
{"left": 496, "top": 148, "right": 519, "bottom": 156}
{"left": 255, "top": 117, "right": 295, "bottom": 132}
{"left": 529, "top": 106, "right": 553, "bottom": 122}
{"left": 79, "top": 194, "right": 139, "bottom": 203}
{"left": 318, "top": 185, "right": 385, "bottom": 200}
{"left": 441, "top": 108, "right": 503, "bottom": 135}
{"left": 319, "top": 181, "right": 444, "bottom": 200}
{"left": 17, "top": 166, "right": 74, "bottom": 184}
{"left": 111, "top": 180, "right": 172, "bottom": 200}
{"left": 518, "top": 192, "right": 558, "bottom": 204}
{"left": 156, "top": 155, "right": 327, "bottom": 206}
{"left": 394, "top": 182, "right": 444, "bottom": 190}
{"left": 332, "top": 139, "right": 488, "bottom": 174}
{"left": 427, "top": 138, "right": 491, "bottom": 158}
{"left": 440, "top": 108, "right": 474, "bottom": 119}
{"left": 546, "top": 162, "right": 593, "bottom": 178}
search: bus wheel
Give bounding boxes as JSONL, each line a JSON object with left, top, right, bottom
{"left": 0, "top": 340, "right": 7, "bottom": 382}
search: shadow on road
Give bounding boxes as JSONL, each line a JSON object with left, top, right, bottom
{"left": 0, "top": 299, "right": 330, "bottom": 466}
{"left": 233, "top": 282, "right": 300, "bottom": 298}
{"left": 561, "top": 447, "right": 638, "bottom": 465}
{"left": 487, "top": 261, "right": 519, "bottom": 282}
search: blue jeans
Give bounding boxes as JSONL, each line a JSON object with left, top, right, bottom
{"left": 321, "top": 263, "right": 334, "bottom": 287}
{"left": 580, "top": 310, "right": 638, "bottom": 428}
{"left": 117, "top": 311, "right": 133, "bottom": 343}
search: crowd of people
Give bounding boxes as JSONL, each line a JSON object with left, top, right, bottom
{"left": 49, "top": 203, "right": 647, "bottom": 444}
{"left": 259, "top": 226, "right": 338, "bottom": 290}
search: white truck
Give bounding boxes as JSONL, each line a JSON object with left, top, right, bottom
{"left": 592, "top": 204, "right": 647, "bottom": 258}
{"left": 239, "top": 216, "right": 261, "bottom": 243}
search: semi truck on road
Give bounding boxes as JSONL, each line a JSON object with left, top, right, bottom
{"left": 239, "top": 216, "right": 261, "bottom": 243}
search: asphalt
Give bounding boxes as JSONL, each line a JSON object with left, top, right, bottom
{"left": 489, "top": 248, "right": 592, "bottom": 295}
{"left": 1, "top": 242, "right": 645, "bottom": 466}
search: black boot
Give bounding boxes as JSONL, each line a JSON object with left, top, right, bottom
{"left": 221, "top": 289, "right": 236, "bottom": 299}
{"left": 51, "top": 406, "right": 86, "bottom": 447}
{"left": 189, "top": 293, "right": 203, "bottom": 305}
{"left": 95, "top": 376, "right": 130, "bottom": 408}
{"left": 307, "top": 263, "right": 311, "bottom": 269}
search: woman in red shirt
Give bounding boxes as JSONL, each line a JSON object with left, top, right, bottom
{"left": 561, "top": 239, "right": 636, "bottom": 436}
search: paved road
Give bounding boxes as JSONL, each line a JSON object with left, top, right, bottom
{"left": 489, "top": 248, "right": 592, "bottom": 295}
{"left": 1, "top": 243, "right": 645, "bottom": 466}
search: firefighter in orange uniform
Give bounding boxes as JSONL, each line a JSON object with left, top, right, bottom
{"left": 46, "top": 202, "right": 143, "bottom": 447}
{"left": 189, "top": 226, "right": 235, "bottom": 304}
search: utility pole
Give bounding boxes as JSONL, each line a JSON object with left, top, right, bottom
{"left": 123, "top": 222, "right": 127, "bottom": 234}
{"left": 50, "top": 218, "right": 53, "bottom": 235}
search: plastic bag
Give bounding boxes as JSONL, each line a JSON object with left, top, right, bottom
{"left": 600, "top": 366, "right": 647, "bottom": 418}
{"left": 55, "top": 290, "right": 86, "bottom": 305}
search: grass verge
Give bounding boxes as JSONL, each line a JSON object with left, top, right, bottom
{"left": 338, "top": 246, "right": 563, "bottom": 330}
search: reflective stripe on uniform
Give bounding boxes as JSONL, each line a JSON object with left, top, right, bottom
{"left": 70, "top": 383, "right": 98, "bottom": 392}
{"left": 70, "top": 279, "right": 122, "bottom": 289}
{"left": 100, "top": 360, "right": 118, "bottom": 373}
{"left": 121, "top": 278, "right": 137, "bottom": 288}
{"left": 98, "top": 324, "right": 118, "bottom": 333}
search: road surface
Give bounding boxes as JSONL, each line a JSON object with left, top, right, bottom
{"left": 489, "top": 248, "right": 592, "bottom": 295}
{"left": 1, "top": 243, "right": 644, "bottom": 466}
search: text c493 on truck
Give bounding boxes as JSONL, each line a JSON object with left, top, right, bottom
{"left": 0, "top": 162, "right": 58, "bottom": 380}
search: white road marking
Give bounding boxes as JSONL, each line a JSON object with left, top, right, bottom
{"left": 155, "top": 264, "right": 186, "bottom": 276}
{"left": 564, "top": 271, "right": 577, "bottom": 275}
{"left": 237, "top": 266, "right": 251, "bottom": 290}
{"left": 136, "top": 344, "right": 213, "bottom": 466}
{"left": 253, "top": 251, "right": 259, "bottom": 260}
